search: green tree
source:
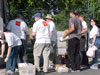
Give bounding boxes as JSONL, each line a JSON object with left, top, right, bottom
{"left": 8, "top": 0, "right": 100, "bottom": 30}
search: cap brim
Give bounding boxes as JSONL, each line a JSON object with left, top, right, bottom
{"left": 45, "top": 17, "right": 53, "bottom": 20}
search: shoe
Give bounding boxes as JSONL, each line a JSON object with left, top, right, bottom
{"left": 6, "top": 70, "right": 14, "bottom": 75}
{"left": 15, "top": 68, "right": 19, "bottom": 73}
{"left": 68, "top": 68, "right": 75, "bottom": 72}
{"left": 76, "top": 70, "right": 80, "bottom": 72}
{"left": 43, "top": 70, "right": 47, "bottom": 73}
{"left": 71, "top": 70, "right": 76, "bottom": 72}
{"left": 35, "top": 70, "right": 41, "bottom": 75}
{"left": 49, "top": 64, "right": 54, "bottom": 69}
{"left": 90, "top": 66, "right": 98, "bottom": 69}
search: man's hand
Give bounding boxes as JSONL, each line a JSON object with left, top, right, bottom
{"left": 4, "top": 57, "right": 8, "bottom": 62}
{"left": 31, "top": 32, "right": 36, "bottom": 39}
{"left": 0, "top": 54, "right": 3, "bottom": 58}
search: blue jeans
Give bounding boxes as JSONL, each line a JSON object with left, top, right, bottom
{"left": 89, "top": 37, "right": 100, "bottom": 67}
{"left": 6, "top": 45, "right": 21, "bottom": 72}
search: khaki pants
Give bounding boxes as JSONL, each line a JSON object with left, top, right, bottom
{"left": 33, "top": 43, "right": 50, "bottom": 72}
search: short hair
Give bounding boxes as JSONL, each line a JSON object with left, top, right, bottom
{"left": 16, "top": 14, "right": 22, "bottom": 18}
{"left": 91, "top": 18, "right": 97, "bottom": 23}
{"left": 80, "top": 15, "right": 85, "bottom": 19}
{"left": 70, "top": 10, "right": 77, "bottom": 15}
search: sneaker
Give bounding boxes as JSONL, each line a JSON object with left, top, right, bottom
{"left": 68, "top": 68, "right": 75, "bottom": 73}
{"left": 6, "top": 70, "right": 14, "bottom": 75}
{"left": 76, "top": 70, "right": 80, "bottom": 72}
{"left": 43, "top": 69, "right": 48, "bottom": 73}
{"left": 15, "top": 68, "right": 19, "bottom": 73}
{"left": 90, "top": 66, "right": 98, "bottom": 69}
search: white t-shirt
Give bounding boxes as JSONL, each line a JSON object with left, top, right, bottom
{"left": 4, "top": 32, "right": 22, "bottom": 47}
{"left": 48, "top": 21, "right": 57, "bottom": 42}
{"left": 0, "top": 40, "right": 4, "bottom": 44}
{"left": 32, "top": 19, "right": 51, "bottom": 43}
{"left": 82, "top": 21, "right": 87, "bottom": 35}
{"left": 82, "top": 21, "right": 87, "bottom": 29}
{"left": 7, "top": 19, "right": 29, "bottom": 40}
{"left": 89, "top": 25, "right": 99, "bottom": 39}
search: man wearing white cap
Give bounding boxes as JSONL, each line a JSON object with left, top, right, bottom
{"left": 32, "top": 13, "right": 51, "bottom": 73}
{"left": 45, "top": 14, "right": 57, "bottom": 67}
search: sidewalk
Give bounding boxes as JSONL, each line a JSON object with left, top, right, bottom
{"left": 0, "top": 69, "right": 6, "bottom": 75}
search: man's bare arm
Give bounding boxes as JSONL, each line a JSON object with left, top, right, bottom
{"left": 63, "top": 24, "right": 75, "bottom": 38}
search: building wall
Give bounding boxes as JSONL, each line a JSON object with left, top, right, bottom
{"left": 0, "top": 0, "right": 8, "bottom": 31}
{"left": 0, "top": 0, "right": 3, "bottom": 31}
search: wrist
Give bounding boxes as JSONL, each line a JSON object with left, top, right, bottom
{"left": 6, "top": 56, "right": 9, "bottom": 58}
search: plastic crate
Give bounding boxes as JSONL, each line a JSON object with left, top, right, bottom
{"left": 18, "top": 63, "right": 35, "bottom": 75}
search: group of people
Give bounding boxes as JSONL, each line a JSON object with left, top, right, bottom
{"left": 0, "top": 13, "right": 57, "bottom": 74}
{"left": 62, "top": 10, "right": 100, "bottom": 72}
{"left": 0, "top": 10, "right": 100, "bottom": 75}
{"left": 0, "top": 14, "right": 29, "bottom": 74}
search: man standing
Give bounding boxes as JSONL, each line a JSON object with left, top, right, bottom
{"left": 62, "top": 10, "right": 82, "bottom": 72}
{"left": 32, "top": 13, "right": 51, "bottom": 73}
{"left": 79, "top": 15, "right": 89, "bottom": 67}
{"left": 7, "top": 14, "right": 29, "bottom": 62}
{"left": 45, "top": 14, "right": 57, "bottom": 67}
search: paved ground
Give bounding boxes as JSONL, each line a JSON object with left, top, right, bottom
{"left": 1, "top": 68, "right": 100, "bottom": 75}
{"left": 0, "top": 67, "right": 100, "bottom": 75}
{"left": 47, "top": 69, "right": 100, "bottom": 75}
{"left": 0, "top": 31, "right": 100, "bottom": 75}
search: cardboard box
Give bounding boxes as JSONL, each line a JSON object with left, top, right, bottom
{"left": 18, "top": 63, "right": 35, "bottom": 75}
{"left": 55, "top": 64, "right": 69, "bottom": 73}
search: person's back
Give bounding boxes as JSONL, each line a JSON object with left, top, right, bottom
{"left": 7, "top": 19, "right": 22, "bottom": 38}
{"left": 49, "top": 21, "right": 57, "bottom": 42}
{"left": 33, "top": 19, "right": 50, "bottom": 43}
{"left": 7, "top": 15, "right": 29, "bottom": 40}
{"left": 4, "top": 32, "right": 22, "bottom": 47}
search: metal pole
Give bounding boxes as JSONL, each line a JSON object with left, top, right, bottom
{"left": 87, "top": 0, "right": 90, "bottom": 30}
{"left": 93, "top": 0, "right": 94, "bottom": 18}
{"left": 86, "top": 0, "right": 90, "bottom": 50}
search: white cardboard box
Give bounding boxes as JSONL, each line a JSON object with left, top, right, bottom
{"left": 18, "top": 63, "right": 35, "bottom": 75}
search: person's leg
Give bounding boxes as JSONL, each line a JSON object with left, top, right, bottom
{"left": 67, "top": 38, "right": 76, "bottom": 71}
{"left": 52, "top": 42, "right": 57, "bottom": 64}
{"left": 6, "top": 56, "right": 12, "bottom": 71}
{"left": 49, "top": 41, "right": 57, "bottom": 66}
{"left": 74, "top": 39, "right": 81, "bottom": 70}
{"left": 80, "top": 36, "right": 89, "bottom": 66}
{"left": 43, "top": 43, "right": 50, "bottom": 72}
{"left": 33, "top": 43, "right": 44, "bottom": 71}
{"left": 90, "top": 50, "right": 98, "bottom": 69}
{"left": 11, "top": 46, "right": 21, "bottom": 72}
{"left": 19, "top": 40, "right": 24, "bottom": 62}
{"left": 81, "top": 51, "right": 89, "bottom": 66}
{"left": 6, "top": 47, "right": 17, "bottom": 72}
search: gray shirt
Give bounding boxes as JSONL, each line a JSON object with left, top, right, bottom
{"left": 68, "top": 17, "right": 82, "bottom": 40}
